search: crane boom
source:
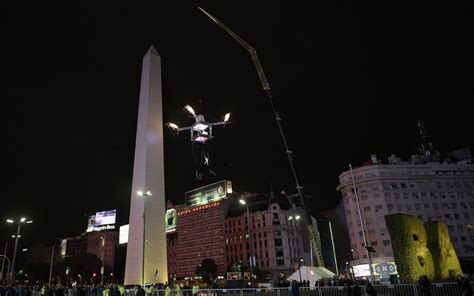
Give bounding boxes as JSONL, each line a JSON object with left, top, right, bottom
{"left": 199, "top": 6, "right": 325, "bottom": 267}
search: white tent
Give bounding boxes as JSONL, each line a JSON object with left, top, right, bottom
{"left": 287, "top": 266, "right": 336, "bottom": 287}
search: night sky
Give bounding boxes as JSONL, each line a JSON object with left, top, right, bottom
{"left": 4, "top": 2, "right": 473, "bottom": 247}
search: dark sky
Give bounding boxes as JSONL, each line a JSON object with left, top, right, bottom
{"left": 4, "top": 1, "right": 473, "bottom": 247}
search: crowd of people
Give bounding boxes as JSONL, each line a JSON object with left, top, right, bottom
{"left": 0, "top": 275, "right": 472, "bottom": 296}
{"left": 0, "top": 284, "right": 123, "bottom": 296}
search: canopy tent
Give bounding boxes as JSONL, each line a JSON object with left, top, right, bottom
{"left": 287, "top": 266, "right": 336, "bottom": 287}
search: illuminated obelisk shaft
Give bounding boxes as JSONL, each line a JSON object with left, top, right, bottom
{"left": 125, "top": 46, "right": 168, "bottom": 285}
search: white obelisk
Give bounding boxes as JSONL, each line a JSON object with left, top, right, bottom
{"left": 125, "top": 45, "right": 168, "bottom": 285}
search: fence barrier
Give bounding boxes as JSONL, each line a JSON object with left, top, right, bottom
{"left": 122, "top": 283, "right": 474, "bottom": 296}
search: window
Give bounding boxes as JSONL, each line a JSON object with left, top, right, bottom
{"left": 276, "top": 259, "right": 285, "bottom": 266}
{"left": 364, "top": 206, "right": 371, "bottom": 212}
{"left": 383, "top": 240, "right": 390, "bottom": 246}
{"left": 274, "top": 239, "right": 283, "bottom": 246}
{"left": 276, "top": 250, "right": 284, "bottom": 257}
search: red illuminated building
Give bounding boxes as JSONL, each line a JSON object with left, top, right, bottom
{"left": 167, "top": 201, "right": 226, "bottom": 279}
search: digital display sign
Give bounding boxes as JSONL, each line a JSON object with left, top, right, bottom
{"left": 185, "top": 180, "right": 232, "bottom": 207}
{"left": 95, "top": 210, "right": 116, "bottom": 226}
{"left": 119, "top": 224, "right": 129, "bottom": 244}
{"left": 86, "top": 210, "right": 117, "bottom": 232}
{"left": 165, "top": 209, "right": 177, "bottom": 233}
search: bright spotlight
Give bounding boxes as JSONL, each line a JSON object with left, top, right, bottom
{"left": 137, "top": 191, "right": 144, "bottom": 196}
{"left": 20, "top": 218, "right": 26, "bottom": 222}
{"left": 167, "top": 123, "right": 179, "bottom": 130}
{"left": 184, "top": 105, "right": 196, "bottom": 117}
{"left": 239, "top": 199, "right": 246, "bottom": 205}
{"left": 6, "top": 219, "right": 14, "bottom": 223}
{"left": 224, "top": 113, "right": 231, "bottom": 123}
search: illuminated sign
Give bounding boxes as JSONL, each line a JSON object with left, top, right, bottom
{"left": 86, "top": 210, "right": 117, "bottom": 232}
{"left": 185, "top": 180, "right": 232, "bottom": 206}
{"left": 60, "top": 239, "right": 67, "bottom": 258}
{"left": 95, "top": 210, "right": 116, "bottom": 226}
{"left": 86, "top": 215, "right": 96, "bottom": 233}
{"left": 178, "top": 201, "right": 221, "bottom": 216}
{"left": 119, "top": 225, "right": 129, "bottom": 244}
{"left": 165, "top": 209, "right": 177, "bottom": 233}
{"left": 353, "top": 262, "right": 397, "bottom": 277}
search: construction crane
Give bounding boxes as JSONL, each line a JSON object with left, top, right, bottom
{"left": 198, "top": 7, "right": 324, "bottom": 268}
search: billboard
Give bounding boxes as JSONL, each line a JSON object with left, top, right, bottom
{"left": 95, "top": 210, "right": 116, "bottom": 226}
{"left": 185, "top": 180, "right": 232, "bottom": 207}
{"left": 86, "top": 215, "right": 96, "bottom": 232}
{"left": 165, "top": 209, "right": 177, "bottom": 233}
{"left": 119, "top": 224, "right": 129, "bottom": 244}
{"left": 353, "top": 262, "right": 397, "bottom": 277}
{"left": 86, "top": 210, "right": 117, "bottom": 232}
{"left": 60, "top": 239, "right": 68, "bottom": 258}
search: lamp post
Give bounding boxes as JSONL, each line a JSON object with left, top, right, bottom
{"left": 1, "top": 243, "right": 8, "bottom": 282}
{"left": 0, "top": 255, "right": 10, "bottom": 283}
{"left": 137, "top": 190, "right": 152, "bottom": 286}
{"left": 287, "top": 215, "right": 301, "bottom": 269}
{"left": 6, "top": 218, "right": 33, "bottom": 284}
{"left": 298, "top": 259, "right": 303, "bottom": 283}
{"left": 348, "top": 164, "right": 374, "bottom": 282}
{"left": 239, "top": 199, "right": 254, "bottom": 287}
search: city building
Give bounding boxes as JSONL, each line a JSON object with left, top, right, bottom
{"left": 224, "top": 192, "right": 310, "bottom": 281}
{"left": 166, "top": 189, "right": 313, "bottom": 281}
{"left": 87, "top": 230, "right": 119, "bottom": 273}
{"left": 25, "top": 230, "right": 119, "bottom": 275}
{"left": 171, "top": 201, "right": 227, "bottom": 279}
{"left": 337, "top": 150, "right": 474, "bottom": 279}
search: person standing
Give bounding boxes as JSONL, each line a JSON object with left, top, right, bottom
{"left": 290, "top": 280, "right": 300, "bottom": 296}
{"left": 352, "top": 283, "right": 361, "bottom": 296}
{"left": 191, "top": 283, "right": 199, "bottom": 296}
{"left": 418, "top": 276, "right": 431, "bottom": 296}
{"left": 365, "top": 282, "right": 376, "bottom": 296}
{"left": 136, "top": 286, "right": 145, "bottom": 296}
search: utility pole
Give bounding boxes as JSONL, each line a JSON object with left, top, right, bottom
{"left": 349, "top": 164, "right": 374, "bottom": 282}
{"left": 48, "top": 245, "right": 55, "bottom": 288}
{"left": 1, "top": 243, "right": 6, "bottom": 282}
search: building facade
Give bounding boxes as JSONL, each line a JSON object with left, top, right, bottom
{"left": 337, "top": 154, "right": 474, "bottom": 277}
{"left": 224, "top": 195, "right": 308, "bottom": 281}
{"left": 166, "top": 192, "right": 310, "bottom": 281}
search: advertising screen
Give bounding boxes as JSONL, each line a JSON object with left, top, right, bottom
{"left": 95, "top": 210, "right": 116, "bottom": 226}
{"left": 86, "top": 215, "right": 96, "bottom": 233}
{"left": 185, "top": 180, "right": 232, "bottom": 207}
{"left": 119, "top": 224, "right": 129, "bottom": 244}
{"left": 165, "top": 209, "right": 177, "bottom": 233}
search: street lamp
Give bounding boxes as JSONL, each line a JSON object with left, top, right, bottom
{"left": 287, "top": 215, "right": 301, "bottom": 267}
{"left": 298, "top": 259, "right": 304, "bottom": 282}
{"left": 6, "top": 217, "right": 33, "bottom": 284}
{"left": 137, "top": 190, "right": 152, "bottom": 286}
{"left": 239, "top": 199, "right": 255, "bottom": 287}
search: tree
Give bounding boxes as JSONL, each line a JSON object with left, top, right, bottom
{"left": 195, "top": 259, "right": 217, "bottom": 283}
